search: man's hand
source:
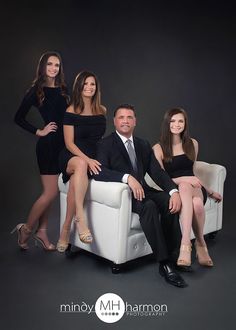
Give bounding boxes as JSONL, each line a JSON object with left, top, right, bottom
{"left": 127, "top": 175, "right": 145, "bottom": 201}
{"left": 169, "top": 192, "right": 181, "bottom": 213}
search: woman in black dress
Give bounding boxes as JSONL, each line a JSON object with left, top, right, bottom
{"left": 56, "top": 71, "right": 106, "bottom": 252}
{"left": 12, "top": 51, "right": 69, "bottom": 250}
{"left": 153, "top": 108, "right": 222, "bottom": 268}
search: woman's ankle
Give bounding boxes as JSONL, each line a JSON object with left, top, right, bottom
{"left": 180, "top": 239, "right": 191, "bottom": 246}
{"left": 195, "top": 238, "right": 206, "bottom": 246}
{"left": 19, "top": 224, "right": 32, "bottom": 244}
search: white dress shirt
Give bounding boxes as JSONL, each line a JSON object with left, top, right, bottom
{"left": 116, "top": 131, "right": 178, "bottom": 196}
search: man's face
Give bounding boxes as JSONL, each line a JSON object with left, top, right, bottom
{"left": 114, "top": 108, "right": 136, "bottom": 138}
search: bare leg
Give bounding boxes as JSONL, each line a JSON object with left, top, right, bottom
{"left": 64, "top": 156, "right": 92, "bottom": 243}
{"left": 57, "top": 175, "right": 76, "bottom": 246}
{"left": 35, "top": 207, "right": 55, "bottom": 249}
{"left": 178, "top": 182, "right": 194, "bottom": 245}
{"left": 177, "top": 182, "right": 195, "bottom": 265}
{"left": 191, "top": 188, "right": 205, "bottom": 245}
{"left": 19, "top": 175, "right": 59, "bottom": 246}
{"left": 66, "top": 157, "right": 88, "bottom": 226}
{"left": 192, "top": 189, "right": 213, "bottom": 266}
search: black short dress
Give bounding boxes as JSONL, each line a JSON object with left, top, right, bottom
{"left": 59, "top": 113, "right": 106, "bottom": 183}
{"left": 14, "top": 86, "right": 68, "bottom": 174}
{"left": 163, "top": 154, "right": 207, "bottom": 204}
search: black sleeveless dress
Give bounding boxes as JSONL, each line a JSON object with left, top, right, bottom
{"left": 14, "top": 86, "right": 68, "bottom": 174}
{"left": 59, "top": 113, "right": 106, "bottom": 183}
{"left": 163, "top": 154, "right": 207, "bottom": 204}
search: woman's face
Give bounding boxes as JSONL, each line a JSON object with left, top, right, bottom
{"left": 82, "top": 76, "right": 96, "bottom": 98}
{"left": 170, "top": 113, "right": 185, "bottom": 135}
{"left": 45, "top": 56, "right": 60, "bottom": 78}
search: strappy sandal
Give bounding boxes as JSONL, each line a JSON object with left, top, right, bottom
{"left": 11, "top": 223, "right": 32, "bottom": 250}
{"left": 74, "top": 217, "right": 93, "bottom": 244}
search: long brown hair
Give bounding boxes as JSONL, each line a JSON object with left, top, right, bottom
{"left": 160, "top": 108, "right": 195, "bottom": 162}
{"left": 71, "top": 71, "right": 105, "bottom": 115}
{"left": 31, "top": 51, "right": 69, "bottom": 106}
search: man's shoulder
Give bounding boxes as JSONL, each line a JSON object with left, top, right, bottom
{"left": 134, "top": 136, "right": 151, "bottom": 147}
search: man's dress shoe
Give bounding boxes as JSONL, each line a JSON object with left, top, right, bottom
{"left": 159, "top": 263, "right": 188, "bottom": 288}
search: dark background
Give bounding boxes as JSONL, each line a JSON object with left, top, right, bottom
{"left": 1, "top": 0, "right": 235, "bottom": 329}
{"left": 2, "top": 0, "right": 234, "bottom": 221}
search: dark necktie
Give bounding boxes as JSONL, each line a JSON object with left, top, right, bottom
{"left": 126, "top": 139, "right": 138, "bottom": 173}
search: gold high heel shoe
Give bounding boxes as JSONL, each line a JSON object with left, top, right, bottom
{"left": 33, "top": 228, "right": 56, "bottom": 251}
{"left": 11, "top": 223, "right": 32, "bottom": 250}
{"left": 195, "top": 242, "right": 214, "bottom": 267}
{"left": 56, "top": 228, "right": 70, "bottom": 253}
{"left": 74, "top": 217, "right": 93, "bottom": 244}
{"left": 177, "top": 244, "right": 192, "bottom": 267}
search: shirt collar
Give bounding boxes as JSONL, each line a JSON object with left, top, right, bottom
{"left": 116, "top": 131, "right": 134, "bottom": 144}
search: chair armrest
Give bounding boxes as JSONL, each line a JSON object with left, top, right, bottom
{"left": 58, "top": 174, "right": 130, "bottom": 209}
{"left": 194, "top": 161, "right": 227, "bottom": 194}
{"left": 86, "top": 180, "right": 130, "bottom": 208}
{"left": 144, "top": 173, "right": 163, "bottom": 190}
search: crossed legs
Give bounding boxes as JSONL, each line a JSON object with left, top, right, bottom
{"left": 57, "top": 156, "right": 92, "bottom": 251}
{"left": 178, "top": 182, "right": 212, "bottom": 266}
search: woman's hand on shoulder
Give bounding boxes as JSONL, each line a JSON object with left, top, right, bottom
{"left": 36, "top": 122, "right": 58, "bottom": 136}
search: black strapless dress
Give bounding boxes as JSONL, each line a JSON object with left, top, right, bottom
{"left": 59, "top": 113, "right": 106, "bottom": 183}
{"left": 163, "top": 154, "right": 207, "bottom": 204}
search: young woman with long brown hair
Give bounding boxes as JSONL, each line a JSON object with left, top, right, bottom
{"left": 153, "top": 108, "right": 222, "bottom": 268}
{"left": 12, "top": 51, "right": 69, "bottom": 251}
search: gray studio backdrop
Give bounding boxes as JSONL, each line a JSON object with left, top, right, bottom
{"left": 2, "top": 1, "right": 234, "bottom": 230}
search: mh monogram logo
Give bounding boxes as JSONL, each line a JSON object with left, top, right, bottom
{"left": 95, "top": 293, "right": 125, "bottom": 323}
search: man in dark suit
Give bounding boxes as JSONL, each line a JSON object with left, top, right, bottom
{"left": 94, "top": 104, "right": 187, "bottom": 288}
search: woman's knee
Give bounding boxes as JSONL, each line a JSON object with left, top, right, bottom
{"left": 42, "top": 190, "right": 58, "bottom": 204}
{"left": 193, "top": 197, "right": 204, "bottom": 216}
{"left": 179, "top": 182, "right": 193, "bottom": 192}
{"left": 73, "top": 157, "right": 88, "bottom": 172}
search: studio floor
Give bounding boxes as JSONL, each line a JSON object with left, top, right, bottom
{"left": 2, "top": 206, "right": 235, "bottom": 330}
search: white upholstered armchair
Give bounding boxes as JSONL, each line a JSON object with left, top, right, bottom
{"left": 58, "top": 161, "right": 226, "bottom": 272}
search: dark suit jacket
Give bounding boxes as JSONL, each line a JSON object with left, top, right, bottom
{"left": 94, "top": 132, "right": 176, "bottom": 194}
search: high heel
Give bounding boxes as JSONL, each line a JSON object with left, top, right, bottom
{"left": 33, "top": 229, "right": 56, "bottom": 251}
{"left": 74, "top": 217, "right": 93, "bottom": 244}
{"left": 177, "top": 244, "right": 192, "bottom": 267}
{"left": 195, "top": 242, "right": 214, "bottom": 267}
{"left": 11, "top": 223, "right": 31, "bottom": 250}
{"left": 56, "top": 228, "right": 70, "bottom": 253}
